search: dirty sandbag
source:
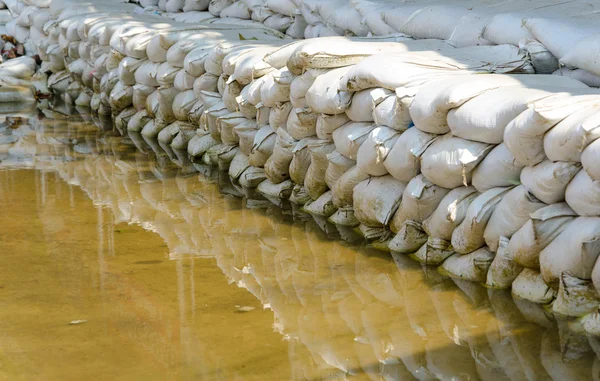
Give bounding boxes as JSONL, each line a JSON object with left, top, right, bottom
{"left": 305, "top": 67, "right": 352, "bottom": 115}
{"left": 540, "top": 217, "right": 600, "bottom": 287}
{"left": 345, "top": 88, "right": 392, "bottom": 122}
{"left": 484, "top": 185, "right": 546, "bottom": 252}
{"left": 202, "top": 144, "right": 239, "bottom": 169}
{"left": 187, "top": 101, "right": 205, "bottom": 125}
{"left": 356, "top": 126, "right": 400, "bottom": 176}
{"left": 372, "top": 93, "right": 411, "bottom": 132}
{"left": 234, "top": 120, "right": 259, "bottom": 156}
{"left": 328, "top": 206, "right": 360, "bottom": 227}
{"left": 230, "top": 46, "right": 277, "bottom": 85}
{"left": 288, "top": 184, "right": 311, "bottom": 206}
{"left": 199, "top": 90, "right": 223, "bottom": 111}
{"left": 257, "top": 178, "right": 294, "bottom": 203}
{"left": 422, "top": 186, "right": 479, "bottom": 241}
{"left": 486, "top": 237, "right": 523, "bottom": 289}
{"left": 566, "top": 169, "right": 600, "bottom": 217}
{"left": 132, "top": 84, "right": 155, "bottom": 112}
{"left": 188, "top": 132, "right": 218, "bottom": 159}
{"left": 504, "top": 91, "right": 600, "bottom": 166}
{"left": 440, "top": 248, "right": 495, "bottom": 283}
{"left": 390, "top": 174, "right": 450, "bottom": 234}
{"left": 194, "top": 74, "right": 219, "bottom": 96}
{"left": 420, "top": 133, "right": 493, "bottom": 189}
{"left": 472, "top": 143, "right": 524, "bottom": 192}
{"left": 452, "top": 187, "right": 513, "bottom": 255}
{"left": 325, "top": 151, "right": 355, "bottom": 189}
{"left": 158, "top": 121, "right": 195, "bottom": 145}
{"left": 285, "top": 37, "right": 432, "bottom": 76}
{"left": 544, "top": 105, "right": 600, "bottom": 162}
{"left": 289, "top": 68, "right": 325, "bottom": 109}
{"left": 223, "top": 80, "right": 243, "bottom": 113}
{"left": 382, "top": 127, "right": 437, "bottom": 183}
{"left": 171, "top": 127, "right": 197, "bottom": 150}
{"left": 127, "top": 109, "right": 152, "bottom": 133}
{"left": 520, "top": 38, "right": 559, "bottom": 74}
{"left": 332, "top": 121, "right": 375, "bottom": 160}
{"left": 304, "top": 140, "right": 336, "bottom": 200}
{"left": 268, "top": 102, "right": 292, "bottom": 131}
{"left": 330, "top": 165, "right": 369, "bottom": 208}
{"left": 134, "top": 61, "right": 160, "bottom": 87}
{"left": 412, "top": 237, "right": 454, "bottom": 265}
{"left": 448, "top": 85, "right": 587, "bottom": 145}
{"left": 156, "top": 62, "right": 180, "bottom": 87}
{"left": 508, "top": 203, "right": 577, "bottom": 270}
{"left": 583, "top": 139, "right": 600, "bottom": 182}
{"left": 236, "top": 84, "right": 258, "bottom": 119}
{"left": 118, "top": 57, "right": 143, "bottom": 86}
{"left": 303, "top": 191, "right": 337, "bottom": 217}
{"left": 108, "top": 81, "right": 133, "bottom": 112}
{"left": 520, "top": 159, "right": 581, "bottom": 204}
{"left": 353, "top": 175, "right": 406, "bottom": 227}
{"left": 174, "top": 69, "right": 197, "bottom": 91}
{"left": 205, "top": 102, "right": 229, "bottom": 141}
{"left": 172, "top": 90, "right": 197, "bottom": 121}
{"left": 289, "top": 137, "right": 318, "bottom": 185}
{"left": 114, "top": 107, "right": 137, "bottom": 133}
{"left": 552, "top": 272, "right": 600, "bottom": 317}
{"left": 264, "top": 128, "right": 296, "bottom": 184}
{"left": 286, "top": 107, "right": 318, "bottom": 140}
{"left": 260, "top": 69, "right": 293, "bottom": 108}
{"left": 512, "top": 268, "right": 556, "bottom": 304}
{"left": 261, "top": 40, "right": 304, "bottom": 69}
{"left": 0, "top": 86, "right": 36, "bottom": 103}
{"left": 249, "top": 125, "right": 276, "bottom": 167}
{"left": 217, "top": 112, "right": 246, "bottom": 145}
{"left": 388, "top": 220, "right": 428, "bottom": 254}
{"left": 0, "top": 56, "right": 36, "bottom": 80}
{"left": 316, "top": 113, "right": 349, "bottom": 141}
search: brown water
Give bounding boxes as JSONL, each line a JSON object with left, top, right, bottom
{"left": 0, "top": 109, "right": 598, "bottom": 381}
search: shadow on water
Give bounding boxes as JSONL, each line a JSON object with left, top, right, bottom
{"left": 0, "top": 107, "right": 599, "bottom": 380}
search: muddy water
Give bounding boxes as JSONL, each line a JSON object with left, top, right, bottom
{"left": 0, "top": 110, "right": 598, "bottom": 381}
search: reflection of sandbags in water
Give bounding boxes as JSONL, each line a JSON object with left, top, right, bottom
{"left": 354, "top": 251, "right": 402, "bottom": 307}
{"left": 552, "top": 272, "right": 600, "bottom": 318}
{"left": 425, "top": 334, "right": 480, "bottom": 381}
{"left": 429, "top": 279, "right": 471, "bottom": 347}
{"left": 541, "top": 329, "right": 595, "bottom": 381}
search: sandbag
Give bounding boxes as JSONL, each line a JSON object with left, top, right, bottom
{"left": 264, "top": 128, "right": 296, "bottom": 184}
{"left": 303, "top": 191, "right": 337, "bottom": 217}
{"left": 420, "top": 134, "right": 492, "bottom": 189}
{"left": 331, "top": 122, "right": 375, "bottom": 160}
{"left": 583, "top": 139, "right": 600, "bottom": 181}
{"left": 217, "top": 112, "right": 246, "bottom": 145}
{"left": 305, "top": 67, "right": 352, "bottom": 115}
{"left": 188, "top": 131, "right": 219, "bottom": 158}
{"left": 345, "top": 88, "right": 392, "bottom": 122}
{"left": 504, "top": 91, "right": 600, "bottom": 166}
{"left": 289, "top": 137, "right": 318, "bottom": 185}
{"left": 383, "top": 127, "right": 438, "bottom": 183}
{"left": 304, "top": 140, "right": 335, "bottom": 200}
{"left": 316, "top": 113, "right": 349, "bottom": 141}
{"left": 508, "top": 203, "right": 577, "bottom": 270}
{"left": 260, "top": 68, "right": 293, "bottom": 107}
{"left": 355, "top": 126, "right": 400, "bottom": 176}
{"left": 249, "top": 125, "right": 277, "bottom": 167}
{"left": 286, "top": 107, "right": 318, "bottom": 140}
{"left": 566, "top": 169, "right": 600, "bottom": 216}
{"left": 331, "top": 165, "right": 370, "bottom": 208}
{"left": 452, "top": 187, "right": 512, "bottom": 255}
{"left": 471, "top": 143, "right": 524, "bottom": 192}
{"left": 440, "top": 248, "right": 495, "bottom": 283}
{"left": 289, "top": 68, "right": 325, "bottom": 109}
{"left": 325, "top": 151, "right": 355, "bottom": 189}
{"left": 172, "top": 90, "right": 196, "bottom": 121}
{"left": 127, "top": 110, "right": 152, "bottom": 133}
{"left": 422, "top": 186, "right": 479, "bottom": 241}
{"left": 540, "top": 217, "right": 600, "bottom": 287}
{"left": 512, "top": 268, "right": 556, "bottom": 304}
{"left": 486, "top": 237, "right": 523, "bottom": 289}
{"left": 553, "top": 67, "right": 600, "bottom": 88}
{"left": 234, "top": 121, "right": 259, "bottom": 156}
{"left": 484, "top": 185, "right": 546, "bottom": 252}
{"left": 390, "top": 174, "right": 450, "bottom": 234}
{"left": 520, "top": 160, "right": 581, "bottom": 204}
{"left": 388, "top": 220, "right": 428, "bottom": 254}
{"left": 543, "top": 105, "right": 600, "bottom": 162}
{"left": 353, "top": 175, "right": 406, "bottom": 227}
{"left": 268, "top": 102, "right": 292, "bottom": 131}
{"left": 552, "top": 272, "right": 600, "bottom": 317}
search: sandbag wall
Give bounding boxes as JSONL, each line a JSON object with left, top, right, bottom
{"left": 28, "top": 2, "right": 600, "bottom": 338}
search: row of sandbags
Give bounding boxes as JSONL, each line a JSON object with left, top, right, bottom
{"left": 39, "top": 8, "right": 600, "bottom": 336}
{"left": 5, "top": 110, "right": 599, "bottom": 381}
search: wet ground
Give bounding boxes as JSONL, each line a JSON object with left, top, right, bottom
{"left": 0, "top": 108, "right": 598, "bottom": 380}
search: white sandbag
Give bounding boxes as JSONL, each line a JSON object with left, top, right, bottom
{"left": 520, "top": 160, "right": 582, "bottom": 204}
{"left": 382, "top": 127, "right": 437, "bottom": 183}
{"left": 134, "top": 61, "right": 160, "bottom": 87}
{"left": 286, "top": 14, "right": 306, "bottom": 39}
{"left": 325, "top": 151, "right": 355, "bottom": 189}
{"left": 452, "top": 187, "right": 513, "bottom": 255}
{"left": 209, "top": 0, "right": 234, "bottom": 16}
{"left": 544, "top": 105, "right": 600, "bottom": 162}
{"left": 305, "top": 67, "right": 352, "bottom": 115}
{"left": 422, "top": 186, "right": 479, "bottom": 241}
{"left": 484, "top": 185, "right": 546, "bottom": 252}
{"left": 524, "top": 18, "right": 600, "bottom": 61}
{"left": 472, "top": 143, "right": 524, "bottom": 192}
{"left": 390, "top": 174, "right": 450, "bottom": 233}
{"left": 234, "top": 121, "right": 259, "bottom": 156}
{"left": 340, "top": 44, "right": 531, "bottom": 93}
{"left": 285, "top": 37, "right": 429, "bottom": 76}
{"left": 249, "top": 125, "right": 276, "bottom": 167}
{"left": 289, "top": 68, "right": 325, "bottom": 109}
{"left": 218, "top": 112, "right": 246, "bottom": 145}
{"left": 174, "top": 69, "right": 197, "bottom": 91}
{"left": 220, "top": 1, "right": 251, "bottom": 19}
{"left": 420, "top": 134, "right": 493, "bottom": 189}
{"left": 345, "top": 88, "right": 392, "bottom": 123}
{"left": 184, "top": 0, "right": 210, "bottom": 11}
{"left": 127, "top": 110, "right": 152, "bottom": 133}
{"left": 331, "top": 121, "right": 375, "bottom": 160}
{"left": 448, "top": 85, "right": 587, "bottom": 145}
{"left": 316, "top": 113, "right": 349, "bottom": 141}
{"left": 223, "top": 80, "right": 243, "bottom": 112}
{"left": 0, "top": 56, "right": 37, "bottom": 80}
{"left": 553, "top": 67, "right": 600, "bottom": 88}
{"left": 566, "top": 169, "right": 600, "bottom": 217}
{"left": 260, "top": 68, "right": 293, "bottom": 108}
{"left": 512, "top": 268, "right": 556, "bottom": 304}
{"left": 583, "top": 139, "right": 600, "bottom": 181}
{"left": 353, "top": 175, "right": 406, "bottom": 227}
{"left": 303, "top": 191, "right": 337, "bottom": 217}
{"left": 264, "top": 128, "right": 295, "bottom": 184}
{"left": 184, "top": 46, "right": 210, "bottom": 77}
{"left": 508, "top": 203, "right": 577, "bottom": 270}
{"left": 108, "top": 81, "right": 133, "bottom": 112}
{"left": 440, "top": 248, "right": 495, "bottom": 283}
{"left": 268, "top": 102, "right": 292, "bottom": 131}
{"left": 552, "top": 272, "right": 600, "bottom": 317}
{"left": 355, "top": 126, "right": 400, "bottom": 176}
{"left": 289, "top": 137, "right": 318, "bottom": 185}
{"left": 331, "top": 165, "right": 370, "bottom": 208}
{"left": 504, "top": 91, "right": 600, "bottom": 166}
{"left": 172, "top": 90, "right": 196, "bottom": 121}
{"left": 304, "top": 140, "right": 335, "bottom": 200}
{"left": 286, "top": 108, "right": 318, "bottom": 140}
{"left": 486, "top": 237, "right": 523, "bottom": 289}
{"left": 194, "top": 74, "right": 219, "bottom": 95}
{"left": 263, "top": 14, "right": 292, "bottom": 33}
{"left": 540, "top": 217, "right": 600, "bottom": 286}
{"left": 230, "top": 46, "right": 277, "bottom": 85}
{"left": 372, "top": 93, "right": 411, "bottom": 132}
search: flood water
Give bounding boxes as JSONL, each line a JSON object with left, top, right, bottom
{"left": 1, "top": 108, "right": 598, "bottom": 381}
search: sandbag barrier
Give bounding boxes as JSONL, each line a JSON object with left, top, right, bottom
{"left": 5, "top": 107, "right": 600, "bottom": 380}
{"left": 8, "top": 0, "right": 600, "bottom": 337}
